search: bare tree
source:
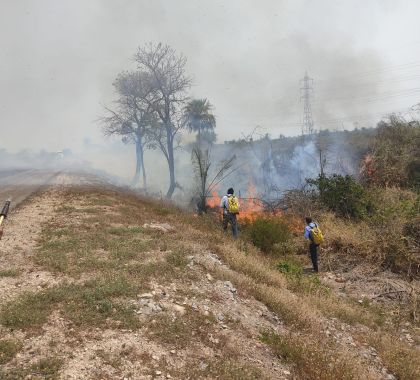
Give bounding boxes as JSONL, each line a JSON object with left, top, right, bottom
{"left": 134, "top": 43, "right": 192, "bottom": 198}
{"left": 191, "top": 146, "right": 236, "bottom": 214}
{"left": 101, "top": 71, "right": 155, "bottom": 189}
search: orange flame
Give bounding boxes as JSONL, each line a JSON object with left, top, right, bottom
{"left": 205, "top": 182, "right": 306, "bottom": 233}
{"left": 208, "top": 182, "right": 279, "bottom": 221}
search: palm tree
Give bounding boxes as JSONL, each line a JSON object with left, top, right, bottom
{"left": 184, "top": 99, "right": 216, "bottom": 146}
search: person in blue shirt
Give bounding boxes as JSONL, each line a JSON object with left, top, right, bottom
{"left": 304, "top": 216, "right": 319, "bottom": 272}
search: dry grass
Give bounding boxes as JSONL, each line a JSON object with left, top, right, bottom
{"left": 180, "top": 207, "right": 419, "bottom": 379}
{"left": 2, "top": 185, "right": 418, "bottom": 379}
{"left": 260, "top": 330, "right": 372, "bottom": 380}
{"left": 148, "top": 309, "right": 217, "bottom": 349}
{"left": 0, "top": 356, "right": 63, "bottom": 380}
{"left": 318, "top": 186, "right": 420, "bottom": 276}
{"left": 0, "top": 339, "right": 22, "bottom": 365}
{"left": 0, "top": 276, "right": 141, "bottom": 330}
{"left": 357, "top": 332, "right": 420, "bottom": 380}
{"left": 186, "top": 358, "right": 266, "bottom": 380}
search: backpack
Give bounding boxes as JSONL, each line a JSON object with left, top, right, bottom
{"left": 227, "top": 195, "right": 240, "bottom": 214}
{"left": 310, "top": 224, "right": 324, "bottom": 245}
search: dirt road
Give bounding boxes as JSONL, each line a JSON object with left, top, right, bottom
{"left": 0, "top": 169, "right": 60, "bottom": 211}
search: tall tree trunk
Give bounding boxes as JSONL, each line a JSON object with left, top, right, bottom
{"left": 133, "top": 137, "right": 147, "bottom": 189}
{"left": 165, "top": 128, "right": 176, "bottom": 198}
{"left": 141, "top": 147, "right": 147, "bottom": 190}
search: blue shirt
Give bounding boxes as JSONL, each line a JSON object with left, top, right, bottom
{"left": 304, "top": 222, "right": 317, "bottom": 240}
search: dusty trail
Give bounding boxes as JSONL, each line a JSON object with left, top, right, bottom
{"left": 0, "top": 172, "right": 106, "bottom": 305}
{"left": 0, "top": 169, "right": 60, "bottom": 210}
{"left": 0, "top": 173, "right": 71, "bottom": 305}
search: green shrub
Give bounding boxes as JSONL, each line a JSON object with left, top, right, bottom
{"left": 245, "top": 217, "right": 290, "bottom": 253}
{"left": 277, "top": 260, "right": 330, "bottom": 296}
{"left": 277, "top": 261, "right": 302, "bottom": 276}
{"left": 307, "top": 174, "right": 372, "bottom": 219}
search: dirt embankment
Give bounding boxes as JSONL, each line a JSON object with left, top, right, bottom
{"left": 0, "top": 179, "right": 418, "bottom": 380}
{"left": 0, "top": 180, "right": 290, "bottom": 379}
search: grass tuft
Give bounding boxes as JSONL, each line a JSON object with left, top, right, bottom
{"left": 0, "top": 339, "right": 22, "bottom": 364}
{"left": 0, "top": 269, "right": 20, "bottom": 278}
{"left": 0, "top": 356, "right": 63, "bottom": 380}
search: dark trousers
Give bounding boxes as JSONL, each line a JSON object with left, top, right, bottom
{"left": 309, "top": 243, "right": 319, "bottom": 272}
{"left": 223, "top": 212, "right": 238, "bottom": 238}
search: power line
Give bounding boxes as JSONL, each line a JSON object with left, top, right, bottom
{"left": 316, "top": 61, "right": 420, "bottom": 83}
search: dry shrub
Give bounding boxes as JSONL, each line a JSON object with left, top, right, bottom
{"left": 260, "top": 330, "right": 374, "bottom": 380}
{"left": 318, "top": 201, "right": 420, "bottom": 277}
{"left": 282, "top": 188, "right": 325, "bottom": 218}
{"left": 356, "top": 332, "right": 420, "bottom": 380}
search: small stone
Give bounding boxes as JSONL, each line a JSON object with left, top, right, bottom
{"left": 155, "top": 370, "right": 162, "bottom": 375}
{"left": 170, "top": 350, "right": 176, "bottom": 354}
{"left": 138, "top": 293, "right": 153, "bottom": 299}
{"left": 283, "top": 370, "right": 291, "bottom": 375}
{"left": 172, "top": 304, "right": 186, "bottom": 315}
{"left": 405, "top": 334, "right": 414, "bottom": 343}
{"left": 224, "top": 281, "right": 237, "bottom": 293}
{"left": 206, "top": 273, "right": 214, "bottom": 281}
{"left": 152, "top": 355, "right": 159, "bottom": 361}
{"left": 166, "top": 375, "right": 172, "bottom": 379}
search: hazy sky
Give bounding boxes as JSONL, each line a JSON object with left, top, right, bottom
{"left": 1, "top": 0, "right": 420, "bottom": 153}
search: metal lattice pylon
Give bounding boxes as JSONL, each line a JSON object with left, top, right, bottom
{"left": 300, "top": 71, "right": 314, "bottom": 135}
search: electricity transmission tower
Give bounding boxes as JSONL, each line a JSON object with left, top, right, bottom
{"left": 300, "top": 71, "right": 315, "bottom": 135}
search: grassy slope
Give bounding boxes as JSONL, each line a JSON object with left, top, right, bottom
{"left": 0, "top": 186, "right": 419, "bottom": 379}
